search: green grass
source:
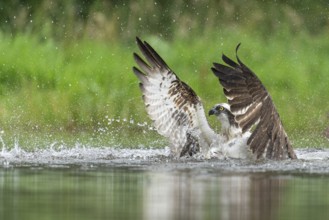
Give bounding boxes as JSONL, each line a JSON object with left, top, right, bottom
{"left": 0, "top": 29, "right": 329, "bottom": 148}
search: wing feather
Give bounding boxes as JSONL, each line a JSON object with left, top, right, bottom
{"left": 212, "top": 45, "right": 297, "bottom": 160}
{"left": 133, "top": 37, "right": 217, "bottom": 157}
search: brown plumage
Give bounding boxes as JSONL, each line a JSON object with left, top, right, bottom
{"left": 211, "top": 44, "right": 297, "bottom": 159}
{"left": 133, "top": 37, "right": 297, "bottom": 160}
{"left": 133, "top": 37, "right": 217, "bottom": 157}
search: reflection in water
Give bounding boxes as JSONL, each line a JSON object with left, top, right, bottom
{"left": 0, "top": 167, "right": 329, "bottom": 220}
{"left": 143, "top": 172, "right": 287, "bottom": 220}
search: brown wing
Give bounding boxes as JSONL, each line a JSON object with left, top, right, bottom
{"left": 211, "top": 44, "right": 297, "bottom": 160}
{"left": 133, "top": 37, "right": 217, "bottom": 157}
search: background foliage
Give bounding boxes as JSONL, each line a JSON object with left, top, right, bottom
{"left": 0, "top": 0, "right": 329, "bottom": 147}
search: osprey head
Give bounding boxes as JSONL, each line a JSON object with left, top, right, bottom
{"left": 208, "top": 103, "right": 238, "bottom": 129}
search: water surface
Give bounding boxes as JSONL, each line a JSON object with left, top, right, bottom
{"left": 1, "top": 147, "right": 329, "bottom": 220}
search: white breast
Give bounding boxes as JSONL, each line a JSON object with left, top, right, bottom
{"left": 209, "top": 132, "right": 252, "bottom": 159}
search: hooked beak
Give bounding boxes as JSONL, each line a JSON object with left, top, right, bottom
{"left": 208, "top": 108, "right": 216, "bottom": 116}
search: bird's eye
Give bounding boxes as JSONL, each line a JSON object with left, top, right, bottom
{"left": 219, "top": 106, "right": 224, "bottom": 111}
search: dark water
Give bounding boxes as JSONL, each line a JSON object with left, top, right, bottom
{"left": 1, "top": 147, "right": 329, "bottom": 220}
{"left": 1, "top": 164, "right": 329, "bottom": 220}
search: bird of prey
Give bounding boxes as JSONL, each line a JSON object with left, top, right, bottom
{"left": 132, "top": 37, "right": 297, "bottom": 160}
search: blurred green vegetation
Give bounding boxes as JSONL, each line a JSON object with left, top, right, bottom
{"left": 0, "top": 0, "right": 329, "bottom": 147}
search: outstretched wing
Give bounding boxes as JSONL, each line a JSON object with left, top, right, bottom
{"left": 211, "top": 44, "right": 297, "bottom": 160}
{"left": 133, "top": 37, "right": 217, "bottom": 157}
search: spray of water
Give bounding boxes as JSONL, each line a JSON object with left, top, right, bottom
{"left": 0, "top": 116, "right": 329, "bottom": 169}
{"left": 0, "top": 117, "right": 171, "bottom": 167}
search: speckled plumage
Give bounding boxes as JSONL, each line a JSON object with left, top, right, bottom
{"left": 211, "top": 44, "right": 297, "bottom": 160}
{"left": 133, "top": 37, "right": 297, "bottom": 160}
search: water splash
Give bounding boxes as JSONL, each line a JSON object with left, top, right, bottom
{"left": 105, "top": 116, "right": 154, "bottom": 129}
{"left": 0, "top": 143, "right": 171, "bottom": 167}
{"left": 0, "top": 138, "right": 329, "bottom": 172}
{"left": 0, "top": 117, "right": 329, "bottom": 173}
{"left": 91, "top": 116, "right": 163, "bottom": 147}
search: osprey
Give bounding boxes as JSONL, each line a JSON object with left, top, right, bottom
{"left": 132, "top": 37, "right": 297, "bottom": 160}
